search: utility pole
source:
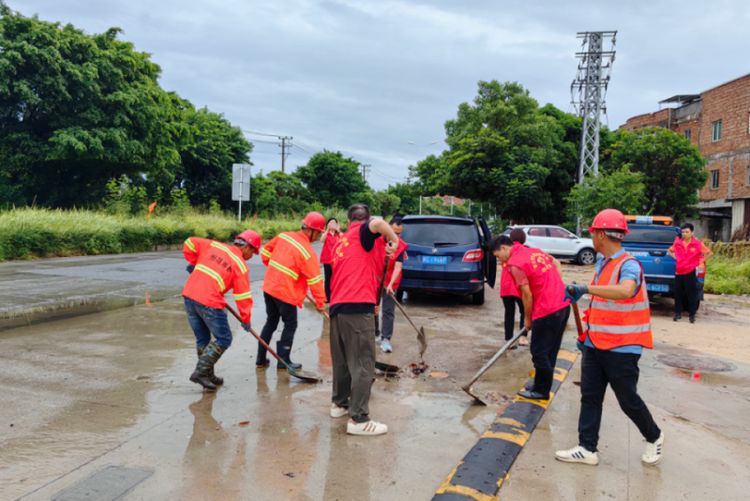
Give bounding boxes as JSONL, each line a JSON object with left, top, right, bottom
{"left": 279, "top": 136, "right": 293, "bottom": 173}
{"left": 571, "top": 31, "right": 616, "bottom": 234}
{"left": 451, "top": 196, "right": 454, "bottom": 215}
{"left": 361, "top": 164, "right": 371, "bottom": 182}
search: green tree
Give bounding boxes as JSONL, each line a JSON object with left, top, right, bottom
{"left": 385, "top": 183, "right": 420, "bottom": 214}
{"left": 295, "top": 151, "right": 368, "bottom": 209}
{"left": 174, "top": 105, "right": 252, "bottom": 209}
{"left": 603, "top": 128, "right": 707, "bottom": 219}
{"left": 410, "top": 153, "right": 450, "bottom": 196}
{"left": 374, "top": 191, "right": 401, "bottom": 218}
{"left": 0, "top": 4, "right": 187, "bottom": 207}
{"left": 441, "top": 81, "right": 565, "bottom": 223}
{"left": 566, "top": 166, "right": 647, "bottom": 226}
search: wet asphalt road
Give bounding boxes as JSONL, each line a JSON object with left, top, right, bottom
{"left": 2, "top": 249, "right": 750, "bottom": 500}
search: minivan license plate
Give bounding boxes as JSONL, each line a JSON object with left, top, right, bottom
{"left": 647, "top": 283, "right": 669, "bottom": 292}
{"left": 422, "top": 256, "right": 448, "bottom": 265}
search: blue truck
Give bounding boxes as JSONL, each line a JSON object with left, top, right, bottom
{"left": 620, "top": 217, "right": 705, "bottom": 301}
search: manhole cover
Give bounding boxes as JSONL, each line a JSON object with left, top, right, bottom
{"left": 656, "top": 354, "right": 736, "bottom": 372}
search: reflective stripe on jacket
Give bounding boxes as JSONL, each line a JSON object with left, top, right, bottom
{"left": 582, "top": 253, "right": 653, "bottom": 350}
{"left": 261, "top": 231, "right": 326, "bottom": 308}
{"left": 182, "top": 237, "right": 253, "bottom": 323}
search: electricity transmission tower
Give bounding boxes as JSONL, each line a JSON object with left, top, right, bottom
{"left": 571, "top": 31, "right": 616, "bottom": 233}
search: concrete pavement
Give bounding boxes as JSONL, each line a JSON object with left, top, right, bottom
{"left": 2, "top": 252, "right": 750, "bottom": 500}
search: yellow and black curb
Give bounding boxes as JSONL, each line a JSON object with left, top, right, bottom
{"left": 433, "top": 350, "right": 578, "bottom": 501}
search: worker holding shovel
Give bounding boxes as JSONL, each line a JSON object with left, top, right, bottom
{"left": 375, "top": 214, "right": 409, "bottom": 353}
{"left": 556, "top": 209, "right": 664, "bottom": 466}
{"left": 329, "top": 204, "right": 398, "bottom": 435}
{"left": 490, "top": 234, "right": 570, "bottom": 401}
{"left": 182, "top": 230, "right": 261, "bottom": 391}
{"left": 257, "top": 212, "right": 328, "bottom": 371}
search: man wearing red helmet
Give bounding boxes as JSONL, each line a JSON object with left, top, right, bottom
{"left": 257, "top": 211, "right": 327, "bottom": 370}
{"left": 556, "top": 209, "right": 664, "bottom": 467}
{"left": 182, "top": 229, "right": 261, "bottom": 390}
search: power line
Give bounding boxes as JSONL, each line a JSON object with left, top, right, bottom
{"left": 242, "top": 129, "right": 281, "bottom": 138}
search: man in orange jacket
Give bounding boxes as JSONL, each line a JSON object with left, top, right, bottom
{"left": 257, "top": 212, "right": 327, "bottom": 370}
{"left": 183, "top": 230, "right": 261, "bottom": 391}
{"left": 556, "top": 209, "right": 664, "bottom": 467}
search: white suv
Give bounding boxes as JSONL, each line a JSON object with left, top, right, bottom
{"left": 504, "top": 225, "right": 596, "bottom": 265}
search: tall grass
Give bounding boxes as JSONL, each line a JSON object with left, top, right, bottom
{"left": 705, "top": 256, "right": 750, "bottom": 295}
{"left": 0, "top": 207, "right": 306, "bottom": 261}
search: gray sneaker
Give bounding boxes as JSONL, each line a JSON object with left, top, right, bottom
{"left": 381, "top": 339, "right": 392, "bottom": 353}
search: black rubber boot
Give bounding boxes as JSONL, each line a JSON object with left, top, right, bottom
{"left": 190, "top": 341, "right": 225, "bottom": 390}
{"left": 276, "top": 341, "right": 301, "bottom": 371}
{"left": 196, "top": 347, "right": 224, "bottom": 386}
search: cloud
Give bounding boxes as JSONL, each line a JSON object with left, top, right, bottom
{"left": 17, "top": 0, "right": 750, "bottom": 190}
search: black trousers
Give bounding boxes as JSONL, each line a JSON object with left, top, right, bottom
{"left": 501, "top": 295, "right": 526, "bottom": 341}
{"left": 324, "top": 264, "right": 333, "bottom": 303}
{"left": 578, "top": 345, "right": 661, "bottom": 452}
{"left": 674, "top": 272, "right": 698, "bottom": 316}
{"left": 530, "top": 306, "right": 570, "bottom": 397}
{"left": 257, "top": 292, "right": 298, "bottom": 363}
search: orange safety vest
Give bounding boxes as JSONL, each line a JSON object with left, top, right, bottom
{"left": 580, "top": 253, "right": 653, "bottom": 350}
{"left": 261, "top": 231, "right": 326, "bottom": 308}
{"left": 182, "top": 237, "right": 253, "bottom": 323}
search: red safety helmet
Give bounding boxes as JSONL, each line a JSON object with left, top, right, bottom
{"left": 588, "top": 209, "right": 629, "bottom": 235}
{"left": 235, "top": 229, "right": 261, "bottom": 251}
{"left": 302, "top": 211, "right": 326, "bottom": 232}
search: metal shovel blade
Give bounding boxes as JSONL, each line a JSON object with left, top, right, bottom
{"left": 417, "top": 327, "right": 427, "bottom": 358}
{"left": 461, "top": 327, "right": 527, "bottom": 405}
{"left": 375, "top": 361, "right": 399, "bottom": 373}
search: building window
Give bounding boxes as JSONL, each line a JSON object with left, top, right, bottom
{"left": 711, "top": 170, "right": 720, "bottom": 190}
{"left": 684, "top": 129, "right": 692, "bottom": 141}
{"left": 712, "top": 120, "right": 722, "bottom": 142}
{"left": 746, "top": 166, "right": 750, "bottom": 186}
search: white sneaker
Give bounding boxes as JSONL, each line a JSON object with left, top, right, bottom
{"left": 381, "top": 339, "right": 392, "bottom": 353}
{"left": 347, "top": 419, "right": 388, "bottom": 436}
{"left": 375, "top": 335, "right": 382, "bottom": 344}
{"left": 555, "top": 445, "right": 599, "bottom": 465}
{"left": 642, "top": 432, "right": 665, "bottom": 465}
{"left": 330, "top": 404, "right": 348, "bottom": 418}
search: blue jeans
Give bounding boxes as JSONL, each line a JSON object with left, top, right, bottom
{"left": 184, "top": 297, "right": 233, "bottom": 350}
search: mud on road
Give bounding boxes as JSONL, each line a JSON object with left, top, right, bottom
{"left": 2, "top": 256, "right": 750, "bottom": 500}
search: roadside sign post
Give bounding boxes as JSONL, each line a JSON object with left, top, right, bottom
{"left": 232, "top": 164, "right": 251, "bottom": 222}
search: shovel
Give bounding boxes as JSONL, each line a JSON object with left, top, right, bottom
{"left": 306, "top": 294, "right": 399, "bottom": 374}
{"left": 388, "top": 291, "right": 428, "bottom": 359}
{"left": 461, "top": 327, "right": 527, "bottom": 405}
{"left": 225, "top": 304, "right": 320, "bottom": 383}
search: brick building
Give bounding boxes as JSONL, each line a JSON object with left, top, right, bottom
{"left": 620, "top": 73, "right": 750, "bottom": 240}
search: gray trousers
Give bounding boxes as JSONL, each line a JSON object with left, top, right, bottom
{"left": 374, "top": 294, "right": 396, "bottom": 340}
{"left": 330, "top": 312, "right": 376, "bottom": 423}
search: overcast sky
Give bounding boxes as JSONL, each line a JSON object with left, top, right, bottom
{"left": 18, "top": 0, "right": 750, "bottom": 190}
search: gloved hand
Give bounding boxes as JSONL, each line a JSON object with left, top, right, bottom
{"left": 186, "top": 265, "right": 195, "bottom": 274}
{"left": 577, "top": 339, "right": 586, "bottom": 351}
{"left": 241, "top": 322, "right": 251, "bottom": 332}
{"left": 564, "top": 284, "right": 588, "bottom": 304}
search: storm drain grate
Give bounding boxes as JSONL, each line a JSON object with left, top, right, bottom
{"left": 52, "top": 465, "right": 154, "bottom": 501}
{"left": 656, "top": 354, "right": 736, "bottom": 372}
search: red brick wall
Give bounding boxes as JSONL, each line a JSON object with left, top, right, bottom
{"left": 731, "top": 153, "right": 750, "bottom": 199}
{"left": 672, "top": 118, "right": 701, "bottom": 147}
{"left": 699, "top": 75, "right": 750, "bottom": 156}
{"left": 619, "top": 109, "right": 671, "bottom": 131}
{"left": 700, "top": 158, "right": 730, "bottom": 200}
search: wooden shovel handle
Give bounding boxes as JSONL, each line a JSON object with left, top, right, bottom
{"left": 307, "top": 293, "right": 330, "bottom": 320}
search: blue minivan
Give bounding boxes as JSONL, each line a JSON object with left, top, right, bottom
{"left": 397, "top": 215, "right": 496, "bottom": 305}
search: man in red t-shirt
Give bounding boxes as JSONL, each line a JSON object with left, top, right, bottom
{"left": 375, "top": 215, "right": 408, "bottom": 354}
{"left": 667, "top": 223, "right": 713, "bottom": 323}
{"left": 491, "top": 234, "right": 570, "bottom": 401}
